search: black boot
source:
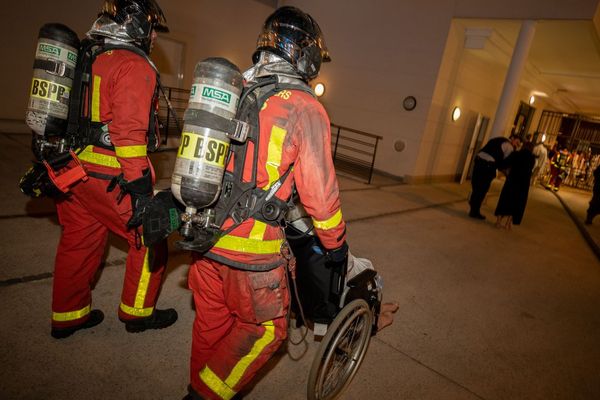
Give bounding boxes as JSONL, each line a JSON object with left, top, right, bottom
{"left": 51, "top": 309, "right": 104, "bottom": 339}
{"left": 469, "top": 211, "right": 486, "bottom": 220}
{"left": 123, "top": 308, "right": 178, "bottom": 333}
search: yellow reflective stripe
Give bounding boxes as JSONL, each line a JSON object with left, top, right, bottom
{"left": 312, "top": 209, "right": 343, "bottom": 230}
{"left": 78, "top": 146, "right": 121, "bottom": 168}
{"left": 198, "top": 321, "right": 275, "bottom": 400}
{"left": 91, "top": 75, "right": 101, "bottom": 122}
{"left": 264, "top": 126, "right": 287, "bottom": 190}
{"left": 134, "top": 247, "right": 151, "bottom": 309}
{"left": 213, "top": 235, "right": 283, "bottom": 255}
{"left": 115, "top": 145, "right": 147, "bottom": 158}
{"left": 119, "top": 302, "right": 154, "bottom": 318}
{"left": 249, "top": 221, "right": 267, "bottom": 241}
{"left": 119, "top": 248, "right": 154, "bottom": 318}
{"left": 199, "top": 367, "right": 236, "bottom": 400}
{"left": 225, "top": 321, "right": 275, "bottom": 388}
{"left": 52, "top": 304, "right": 91, "bottom": 322}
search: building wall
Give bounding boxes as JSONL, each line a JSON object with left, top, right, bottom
{"left": 2, "top": 0, "right": 598, "bottom": 180}
{"left": 282, "top": 0, "right": 456, "bottom": 178}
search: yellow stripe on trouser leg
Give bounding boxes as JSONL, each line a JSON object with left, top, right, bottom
{"left": 199, "top": 321, "right": 276, "bottom": 399}
{"left": 53, "top": 304, "right": 91, "bottom": 322}
{"left": 119, "top": 247, "right": 154, "bottom": 317}
{"left": 199, "top": 367, "right": 237, "bottom": 400}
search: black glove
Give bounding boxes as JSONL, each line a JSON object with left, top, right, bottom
{"left": 19, "top": 163, "right": 62, "bottom": 198}
{"left": 326, "top": 241, "right": 349, "bottom": 264}
{"left": 142, "top": 189, "right": 183, "bottom": 246}
{"left": 325, "top": 241, "right": 349, "bottom": 303}
{"left": 109, "top": 169, "right": 153, "bottom": 229}
{"left": 125, "top": 169, "right": 153, "bottom": 229}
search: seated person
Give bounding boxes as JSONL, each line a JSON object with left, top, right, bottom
{"left": 285, "top": 201, "right": 398, "bottom": 332}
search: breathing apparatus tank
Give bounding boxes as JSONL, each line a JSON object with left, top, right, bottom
{"left": 26, "top": 23, "right": 80, "bottom": 141}
{"left": 171, "top": 57, "right": 245, "bottom": 237}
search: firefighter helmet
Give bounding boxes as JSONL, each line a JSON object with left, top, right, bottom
{"left": 253, "top": 6, "right": 331, "bottom": 81}
{"left": 88, "top": 0, "right": 168, "bottom": 53}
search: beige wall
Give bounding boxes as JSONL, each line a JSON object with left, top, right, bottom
{"left": 413, "top": 21, "right": 507, "bottom": 181}
{"left": 0, "top": 0, "right": 273, "bottom": 126}
{"left": 283, "top": 0, "right": 457, "bottom": 177}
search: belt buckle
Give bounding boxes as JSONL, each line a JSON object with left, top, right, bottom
{"left": 46, "top": 61, "right": 67, "bottom": 77}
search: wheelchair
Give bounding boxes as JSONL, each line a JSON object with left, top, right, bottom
{"left": 286, "top": 225, "right": 383, "bottom": 400}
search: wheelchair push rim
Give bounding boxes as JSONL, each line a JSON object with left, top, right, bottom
{"left": 307, "top": 299, "right": 373, "bottom": 400}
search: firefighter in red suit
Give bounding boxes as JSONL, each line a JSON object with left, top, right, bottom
{"left": 50, "top": 0, "right": 177, "bottom": 339}
{"left": 185, "top": 7, "right": 347, "bottom": 400}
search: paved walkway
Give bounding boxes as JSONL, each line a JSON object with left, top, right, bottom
{"left": 1, "top": 132, "right": 599, "bottom": 400}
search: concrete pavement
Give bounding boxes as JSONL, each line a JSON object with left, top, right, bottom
{"left": 1, "top": 131, "right": 599, "bottom": 400}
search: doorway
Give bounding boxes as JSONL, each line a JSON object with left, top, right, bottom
{"left": 460, "top": 113, "right": 490, "bottom": 183}
{"left": 511, "top": 101, "right": 536, "bottom": 138}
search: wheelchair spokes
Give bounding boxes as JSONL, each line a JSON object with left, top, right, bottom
{"left": 308, "top": 299, "right": 373, "bottom": 400}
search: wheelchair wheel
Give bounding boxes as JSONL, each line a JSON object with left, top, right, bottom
{"left": 307, "top": 299, "right": 373, "bottom": 400}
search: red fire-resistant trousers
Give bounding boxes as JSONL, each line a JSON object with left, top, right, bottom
{"left": 188, "top": 258, "right": 290, "bottom": 400}
{"left": 52, "top": 176, "right": 167, "bottom": 329}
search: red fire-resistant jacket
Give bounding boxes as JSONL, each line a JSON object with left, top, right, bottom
{"left": 207, "top": 88, "right": 346, "bottom": 268}
{"left": 76, "top": 49, "right": 157, "bottom": 181}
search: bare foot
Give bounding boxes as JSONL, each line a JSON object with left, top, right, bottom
{"left": 377, "top": 302, "right": 399, "bottom": 332}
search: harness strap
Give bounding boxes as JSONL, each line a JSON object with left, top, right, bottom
{"left": 33, "top": 59, "right": 76, "bottom": 80}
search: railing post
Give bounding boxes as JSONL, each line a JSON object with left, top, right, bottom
{"left": 368, "top": 137, "right": 380, "bottom": 184}
{"left": 333, "top": 126, "right": 341, "bottom": 161}
{"left": 164, "top": 87, "right": 172, "bottom": 143}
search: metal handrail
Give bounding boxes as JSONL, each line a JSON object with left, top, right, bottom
{"left": 330, "top": 123, "right": 382, "bottom": 184}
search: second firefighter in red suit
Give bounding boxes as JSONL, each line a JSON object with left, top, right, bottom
{"left": 186, "top": 7, "right": 346, "bottom": 400}
{"left": 50, "top": 0, "right": 177, "bottom": 339}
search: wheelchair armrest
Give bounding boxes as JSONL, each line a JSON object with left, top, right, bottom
{"left": 347, "top": 269, "right": 377, "bottom": 288}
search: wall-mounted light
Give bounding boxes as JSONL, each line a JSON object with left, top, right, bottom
{"left": 541, "top": 133, "right": 547, "bottom": 142}
{"left": 451, "top": 106, "right": 462, "bottom": 121}
{"left": 314, "top": 82, "right": 325, "bottom": 97}
{"left": 529, "top": 95, "right": 535, "bottom": 105}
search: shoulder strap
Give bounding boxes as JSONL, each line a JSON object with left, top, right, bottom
{"left": 212, "top": 78, "right": 312, "bottom": 231}
{"left": 65, "top": 39, "right": 100, "bottom": 147}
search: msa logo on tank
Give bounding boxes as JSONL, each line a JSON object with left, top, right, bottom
{"left": 36, "top": 42, "right": 77, "bottom": 68}
{"left": 190, "top": 84, "right": 239, "bottom": 115}
{"left": 177, "top": 132, "right": 229, "bottom": 183}
{"left": 38, "top": 43, "right": 61, "bottom": 57}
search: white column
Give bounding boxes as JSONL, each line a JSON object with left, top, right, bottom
{"left": 489, "top": 20, "right": 537, "bottom": 138}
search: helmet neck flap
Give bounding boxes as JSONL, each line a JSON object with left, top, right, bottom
{"left": 87, "top": 0, "right": 168, "bottom": 54}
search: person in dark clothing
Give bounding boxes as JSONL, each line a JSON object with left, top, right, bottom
{"left": 494, "top": 142, "right": 536, "bottom": 229}
{"left": 469, "top": 134, "right": 522, "bottom": 220}
{"left": 585, "top": 165, "right": 600, "bottom": 225}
